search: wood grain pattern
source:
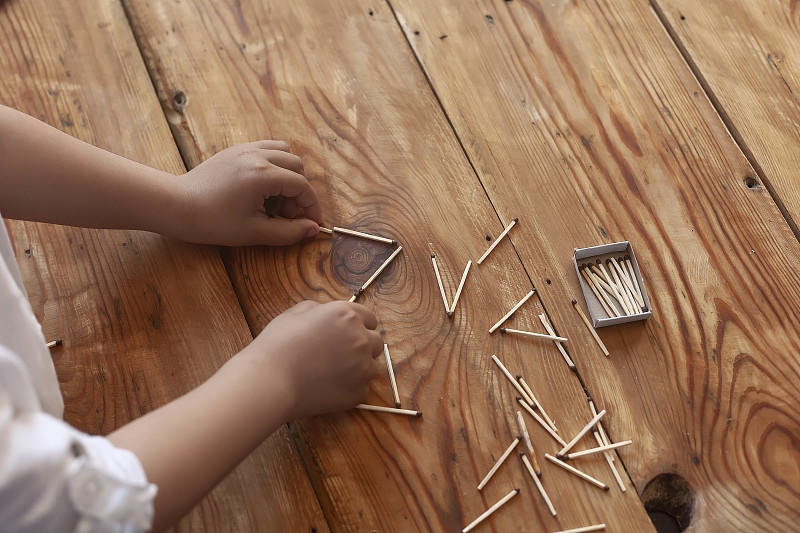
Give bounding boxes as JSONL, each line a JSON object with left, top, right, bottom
{"left": 0, "top": 1, "right": 327, "bottom": 531}
{"left": 122, "top": 0, "right": 657, "bottom": 531}
{"left": 391, "top": 0, "right": 800, "bottom": 531}
{"left": 652, "top": 0, "right": 800, "bottom": 237}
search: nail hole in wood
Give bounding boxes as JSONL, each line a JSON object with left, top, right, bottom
{"left": 173, "top": 91, "right": 186, "bottom": 108}
{"left": 641, "top": 473, "right": 694, "bottom": 532}
{"left": 744, "top": 176, "right": 760, "bottom": 190}
{"left": 485, "top": 235, "right": 492, "bottom": 241}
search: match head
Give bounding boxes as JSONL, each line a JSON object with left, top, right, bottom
{"left": 513, "top": 217, "right": 519, "bottom": 223}
{"left": 586, "top": 395, "right": 592, "bottom": 402}
{"left": 603, "top": 485, "right": 610, "bottom": 492}
{"left": 447, "top": 311, "right": 454, "bottom": 319}
{"left": 596, "top": 259, "right": 602, "bottom": 265}
{"left": 515, "top": 374, "right": 522, "bottom": 380}
{"left": 606, "top": 258, "right": 613, "bottom": 265}
{"left": 624, "top": 255, "right": 631, "bottom": 260}
{"left": 519, "top": 452, "right": 526, "bottom": 458}
{"left": 54, "top": 339, "right": 63, "bottom": 347}
{"left": 569, "top": 365, "right": 578, "bottom": 373}
{"left": 556, "top": 453, "right": 564, "bottom": 459}
{"left": 430, "top": 253, "right": 435, "bottom": 258}
{"left": 515, "top": 434, "right": 522, "bottom": 441}
{"left": 571, "top": 299, "right": 577, "bottom": 305}
{"left": 391, "top": 240, "right": 398, "bottom": 246}
{"left": 414, "top": 411, "right": 423, "bottom": 417}
{"left": 395, "top": 402, "right": 402, "bottom": 409}
{"left": 641, "top": 306, "right": 648, "bottom": 312}
{"left": 515, "top": 396, "right": 522, "bottom": 402}
{"left": 499, "top": 328, "right": 507, "bottom": 334}
{"left": 514, "top": 488, "right": 521, "bottom": 493}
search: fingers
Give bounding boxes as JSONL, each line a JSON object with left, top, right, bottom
{"left": 346, "top": 302, "right": 379, "bottom": 330}
{"left": 258, "top": 166, "right": 324, "bottom": 224}
{"left": 252, "top": 216, "right": 319, "bottom": 246}
{"left": 367, "top": 330, "right": 384, "bottom": 358}
{"left": 249, "top": 140, "right": 290, "bottom": 152}
{"left": 264, "top": 149, "right": 304, "bottom": 175}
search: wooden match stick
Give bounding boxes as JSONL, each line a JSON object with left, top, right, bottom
{"left": 580, "top": 266, "right": 617, "bottom": 318}
{"left": 521, "top": 453, "right": 556, "bottom": 516}
{"left": 553, "top": 524, "right": 606, "bottom": 533}
{"left": 357, "top": 246, "right": 403, "bottom": 297}
{"left": 586, "top": 265, "right": 625, "bottom": 316}
{"left": 544, "top": 454, "right": 609, "bottom": 491}
{"left": 477, "top": 436, "right": 520, "bottom": 490}
{"left": 562, "top": 440, "right": 633, "bottom": 460}
{"left": 538, "top": 314, "right": 576, "bottom": 370}
{"left": 318, "top": 226, "right": 334, "bottom": 234}
{"left": 593, "top": 424, "right": 626, "bottom": 492}
{"left": 355, "top": 404, "right": 421, "bottom": 416}
{"left": 431, "top": 254, "right": 451, "bottom": 316}
{"left": 592, "top": 261, "right": 633, "bottom": 315}
{"left": 588, "top": 399, "right": 611, "bottom": 448}
{"left": 500, "top": 328, "right": 567, "bottom": 343}
{"left": 384, "top": 344, "right": 401, "bottom": 408}
{"left": 517, "top": 398, "right": 567, "bottom": 447}
{"left": 624, "top": 255, "right": 645, "bottom": 304}
{"left": 558, "top": 410, "right": 606, "bottom": 456}
{"left": 516, "top": 375, "right": 558, "bottom": 433}
{"left": 46, "top": 339, "right": 62, "bottom": 349}
{"left": 461, "top": 488, "right": 520, "bottom": 533}
{"left": 607, "top": 259, "right": 637, "bottom": 314}
{"left": 610, "top": 257, "right": 644, "bottom": 309}
{"left": 332, "top": 226, "right": 396, "bottom": 245}
{"left": 449, "top": 260, "right": 472, "bottom": 314}
{"left": 571, "top": 299, "right": 609, "bottom": 356}
{"left": 516, "top": 411, "right": 540, "bottom": 474}
{"left": 477, "top": 217, "right": 518, "bottom": 265}
{"left": 489, "top": 289, "right": 535, "bottom": 333}
{"left": 491, "top": 355, "right": 534, "bottom": 405}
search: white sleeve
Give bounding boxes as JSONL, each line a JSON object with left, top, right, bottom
{"left": 0, "top": 345, "right": 157, "bottom": 533}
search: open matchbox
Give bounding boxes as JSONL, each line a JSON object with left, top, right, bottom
{"left": 573, "top": 241, "right": 652, "bottom": 328}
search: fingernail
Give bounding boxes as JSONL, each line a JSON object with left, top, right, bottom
{"left": 306, "top": 226, "right": 319, "bottom": 238}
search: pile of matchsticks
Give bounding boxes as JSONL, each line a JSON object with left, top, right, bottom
{"left": 578, "top": 256, "right": 646, "bottom": 318}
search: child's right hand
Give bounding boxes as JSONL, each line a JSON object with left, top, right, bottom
{"left": 232, "top": 301, "right": 385, "bottom": 420}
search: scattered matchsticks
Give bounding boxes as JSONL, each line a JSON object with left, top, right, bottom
{"left": 355, "top": 404, "right": 421, "bottom": 416}
{"left": 554, "top": 524, "right": 606, "bottom": 533}
{"left": 588, "top": 398, "right": 626, "bottom": 491}
{"left": 449, "top": 260, "right": 472, "bottom": 315}
{"left": 489, "top": 289, "right": 535, "bottom": 333}
{"left": 477, "top": 217, "right": 518, "bottom": 265}
{"left": 331, "top": 226, "right": 396, "bottom": 245}
{"left": 571, "top": 299, "right": 609, "bottom": 356}
{"left": 538, "top": 314, "right": 576, "bottom": 370}
{"left": 516, "top": 375, "right": 558, "bottom": 433}
{"left": 46, "top": 339, "right": 62, "bottom": 349}
{"left": 461, "top": 488, "right": 520, "bottom": 533}
{"left": 477, "top": 436, "right": 520, "bottom": 491}
{"left": 516, "top": 411, "right": 540, "bottom": 475}
{"left": 517, "top": 397, "right": 567, "bottom": 448}
{"left": 544, "top": 454, "right": 609, "bottom": 491}
{"left": 521, "top": 453, "right": 556, "bottom": 516}
{"left": 431, "top": 254, "right": 451, "bottom": 316}
{"left": 350, "top": 246, "right": 403, "bottom": 302}
{"left": 558, "top": 409, "right": 606, "bottom": 457}
{"left": 561, "top": 440, "right": 633, "bottom": 460}
{"left": 384, "top": 344, "right": 401, "bottom": 408}
{"left": 492, "top": 355, "right": 534, "bottom": 406}
{"left": 500, "top": 328, "right": 567, "bottom": 343}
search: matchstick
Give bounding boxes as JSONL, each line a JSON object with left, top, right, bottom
{"left": 46, "top": 339, "right": 62, "bottom": 349}
{"left": 610, "top": 257, "right": 644, "bottom": 309}
{"left": 521, "top": 453, "right": 556, "bottom": 516}
{"left": 430, "top": 254, "right": 451, "bottom": 316}
{"left": 355, "top": 404, "right": 422, "bottom": 416}
{"left": 580, "top": 266, "right": 617, "bottom": 318}
{"left": 516, "top": 411, "right": 540, "bottom": 474}
{"left": 553, "top": 524, "right": 606, "bottom": 533}
{"left": 624, "top": 255, "right": 644, "bottom": 303}
{"left": 558, "top": 409, "right": 606, "bottom": 456}
{"left": 318, "top": 226, "right": 334, "bottom": 234}
{"left": 544, "top": 454, "right": 609, "bottom": 491}
{"left": 589, "top": 263, "right": 630, "bottom": 315}
{"left": 461, "top": 488, "right": 520, "bottom": 533}
{"left": 332, "top": 226, "right": 396, "bottom": 245}
{"left": 449, "top": 260, "right": 472, "bottom": 314}
{"left": 477, "top": 217, "right": 518, "bottom": 265}
{"left": 593, "top": 425, "right": 626, "bottom": 492}
{"left": 357, "top": 246, "right": 403, "bottom": 296}
{"left": 517, "top": 398, "right": 567, "bottom": 447}
{"left": 489, "top": 289, "right": 535, "bottom": 333}
{"left": 477, "top": 437, "right": 520, "bottom": 490}
{"left": 562, "top": 440, "right": 632, "bottom": 460}
{"left": 571, "top": 299, "right": 609, "bottom": 356}
{"left": 384, "top": 344, "right": 401, "bottom": 408}
{"left": 538, "top": 314, "right": 576, "bottom": 370}
{"left": 500, "top": 328, "right": 567, "bottom": 343}
{"left": 588, "top": 398, "right": 612, "bottom": 448}
{"left": 516, "top": 375, "right": 558, "bottom": 433}
{"left": 607, "top": 259, "right": 637, "bottom": 314}
{"left": 491, "top": 355, "right": 534, "bottom": 405}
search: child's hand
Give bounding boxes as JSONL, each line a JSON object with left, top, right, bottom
{"left": 175, "top": 141, "right": 324, "bottom": 246}
{"left": 234, "top": 301, "right": 384, "bottom": 420}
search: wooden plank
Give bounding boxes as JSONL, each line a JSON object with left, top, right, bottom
{"left": 0, "top": 1, "right": 327, "bottom": 531}
{"left": 122, "top": 0, "right": 656, "bottom": 531}
{"left": 390, "top": 0, "right": 800, "bottom": 531}
{"left": 651, "top": 0, "right": 800, "bottom": 236}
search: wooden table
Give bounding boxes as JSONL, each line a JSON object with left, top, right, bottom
{"left": 2, "top": 1, "right": 799, "bottom": 531}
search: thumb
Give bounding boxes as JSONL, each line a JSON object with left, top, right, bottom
{"left": 254, "top": 216, "right": 319, "bottom": 246}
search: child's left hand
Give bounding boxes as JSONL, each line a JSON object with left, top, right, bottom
{"left": 172, "top": 140, "right": 324, "bottom": 246}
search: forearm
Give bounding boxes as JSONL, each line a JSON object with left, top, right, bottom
{"left": 108, "top": 353, "right": 293, "bottom": 532}
{"left": 0, "top": 105, "right": 184, "bottom": 233}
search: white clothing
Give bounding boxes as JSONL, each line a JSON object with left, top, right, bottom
{"left": 0, "top": 217, "right": 156, "bottom": 533}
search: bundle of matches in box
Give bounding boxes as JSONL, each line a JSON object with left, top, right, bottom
{"left": 579, "top": 256, "right": 644, "bottom": 318}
